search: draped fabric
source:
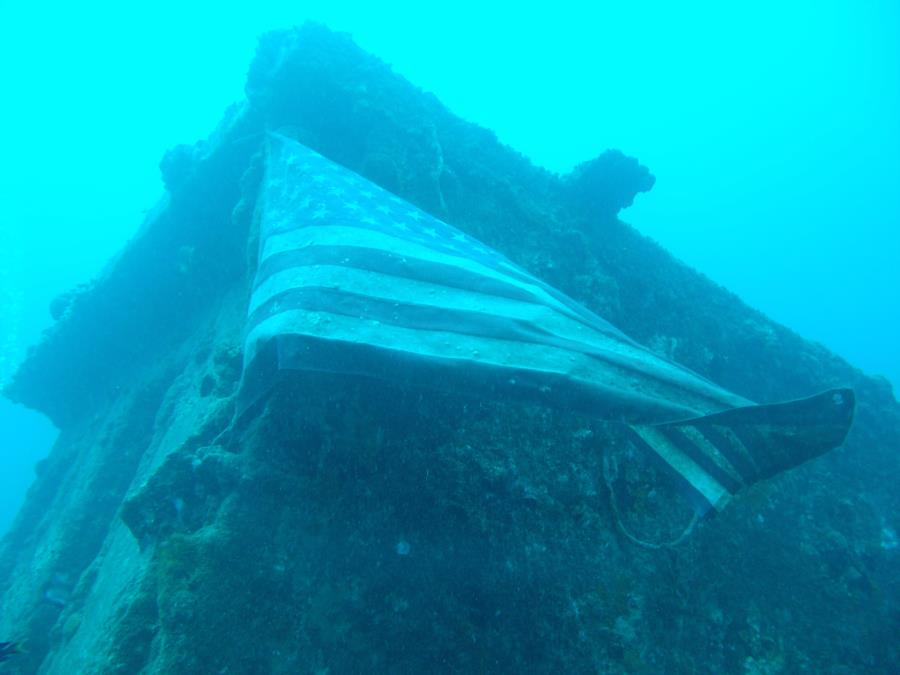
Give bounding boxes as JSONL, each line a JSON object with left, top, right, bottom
{"left": 240, "top": 133, "right": 855, "bottom": 512}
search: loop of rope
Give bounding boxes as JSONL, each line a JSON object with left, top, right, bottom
{"left": 602, "top": 451, "right": 699, "bottom": 550}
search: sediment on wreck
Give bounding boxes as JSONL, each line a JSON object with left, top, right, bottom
{"left": 1, "top": 22, "right": 897, "bottom": 674}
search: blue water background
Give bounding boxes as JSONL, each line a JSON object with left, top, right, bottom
{"left": 1, "top": 1, "right": 897, "bottom": 535}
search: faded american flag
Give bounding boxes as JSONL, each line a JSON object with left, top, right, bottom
{"left": 238, "top": 132, "right": 854, "bottom": 514}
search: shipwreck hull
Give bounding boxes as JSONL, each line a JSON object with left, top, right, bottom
{"left": 1, "top": 23, "right": 897, "bottom": 674}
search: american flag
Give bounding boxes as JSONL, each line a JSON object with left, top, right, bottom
{"left": 240, "top": 133, "right": 854, "bottom": 513}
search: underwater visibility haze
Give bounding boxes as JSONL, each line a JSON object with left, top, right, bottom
{"left": 0, "top": 2, "right": 898, "bottom": 673}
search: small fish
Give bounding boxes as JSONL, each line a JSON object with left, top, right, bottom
{"left": 0, "top": 641, "right": 22, "bottom": 662}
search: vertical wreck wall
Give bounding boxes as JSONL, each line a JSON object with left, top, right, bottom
{"left": 1, "top": 23, "right": 897, "bottom": 674}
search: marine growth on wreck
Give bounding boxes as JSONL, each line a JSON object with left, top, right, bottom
{"left": 0, "top": 22, "right": 897, "bottom": 675}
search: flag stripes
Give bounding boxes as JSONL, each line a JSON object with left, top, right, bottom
{"left": 240, "top": 132, "right": 855, "bottom": 513}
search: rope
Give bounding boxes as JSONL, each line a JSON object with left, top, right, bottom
{"left": 602, "top": 451, "right": 700, "bottom": 550}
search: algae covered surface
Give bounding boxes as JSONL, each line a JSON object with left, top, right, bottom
{"left": 1, "top": 23, "right": 898, "bottom": 674}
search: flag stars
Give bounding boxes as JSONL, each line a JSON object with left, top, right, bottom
{"left": 312, "top": 206, "right": 329, "bottom": 220}
{"left": 375, "top": 204, "right": 392, "bottom": 215}
{"left": 406, "top": 210, "right": 423, "bottom": 221}
{"left": 345, "top": 202, "right": 362, "bottom": 212}
{"left": 422, "top": 227, "right": 438, "bottom": 238}
{"left": 328, "top": 186, "right": 346, "bottom": 197}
